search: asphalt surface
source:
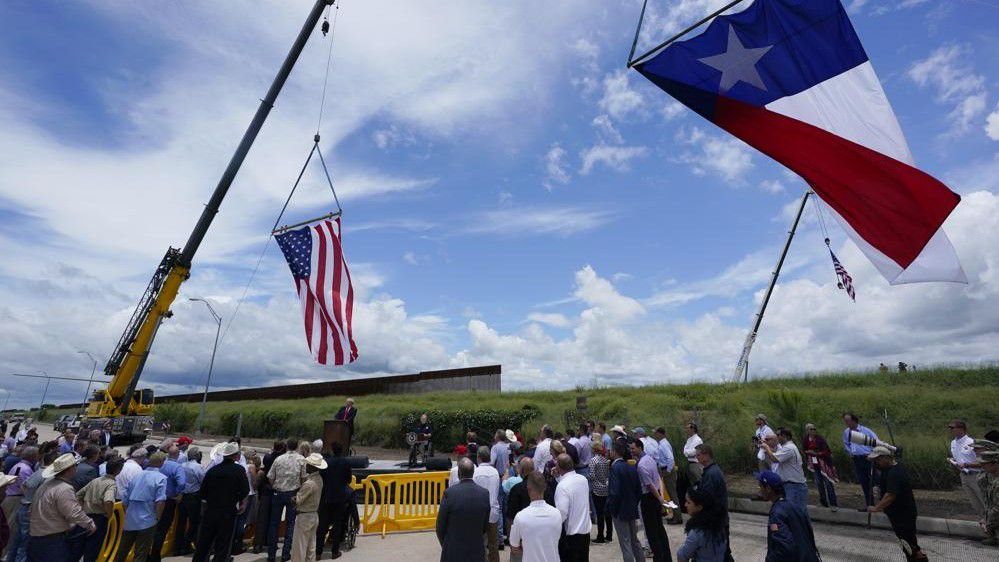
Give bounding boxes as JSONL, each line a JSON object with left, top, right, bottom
{"left": 155, "top": 511, "right": 995, "bottom": 562}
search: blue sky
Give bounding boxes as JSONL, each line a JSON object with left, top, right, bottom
{"left": 1, "top": 0, "right": 998, "bottom": 408}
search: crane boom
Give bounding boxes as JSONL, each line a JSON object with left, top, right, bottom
{"left": 83, "top": 0, "right": 335, "bottom": 443}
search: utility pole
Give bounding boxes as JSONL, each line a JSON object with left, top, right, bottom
{"left": 78, "top": 351, "right": 99, "bottom": 415}
{"left": 39, "top": 375, "right": 51, "bottom": 412}
{"left": 190, "top": 298, "right": 222, "bottom": 434}
{"left": 0, "top": 389, "right": 10, "bottom": 413}
{"left": 733, "top": 191, "right": 811, "bottom": 382}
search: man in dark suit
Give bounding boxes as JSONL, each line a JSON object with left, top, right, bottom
{"left": 334, "top": 398, "right": 357, "bottom": 435}
{"left": 436, "top": 458, "right": 490, "bottom": 562}
{"left": 317, "top": 442, "right": 353, "bottom": 560}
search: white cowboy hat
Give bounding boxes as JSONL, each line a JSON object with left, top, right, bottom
{"left": 505, "top": 430, "right": 518, "bottom": 444}
{"left": 220, "top": 442, "right": 240, "bottom": 457}
{"left": 0, "top": 474, "right": 17, "bottom": 488}
{"left": 304, "top": 453, "right": 328, "bottom": 470}
{"left": 209, "top": 442, "right": 225, "bottom": 459}
{"left": 42, "top": 453, "right": 78, "bottom": 478}
{"left": 610, "top": 425, "right": 626, "bottom": 435}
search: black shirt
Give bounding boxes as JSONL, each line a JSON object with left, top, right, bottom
{"left": 697, "top": 463, "right": 729, "bottom": 512}
{"left": 880, "top": 463, "right": 916, "bottom": 520}
{"left": 416, "top": 423, "right": 432, "bottom": 436}
{"left": 505, "top": 480, "right": 531, "bottom": 521}
{"left": 320, "top": 455, "right": 353, "bottom": 505}
{"left": 201, "top": 459, "right": 250, "bottom": 512}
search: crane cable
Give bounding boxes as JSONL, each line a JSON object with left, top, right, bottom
{"left": 215, "top": 2, "right": 343, "bottom": 353}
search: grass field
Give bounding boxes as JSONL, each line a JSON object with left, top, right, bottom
{"left": 41, "top": 365, "right": 999, "bottom": 489}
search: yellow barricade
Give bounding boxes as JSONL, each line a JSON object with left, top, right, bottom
{"left": 98, "top": 501, "right": 180, "bottom": 562}
{"left": 360, "top": 471, "right": 450, "bottom": 537}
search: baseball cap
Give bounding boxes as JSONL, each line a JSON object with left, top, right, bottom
{"left": 755, "top": 470, "right": 782, "bottom": 488}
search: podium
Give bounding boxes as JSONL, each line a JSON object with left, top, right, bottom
{"left": 324, "top": 419, "right": 352, "bottom": 455}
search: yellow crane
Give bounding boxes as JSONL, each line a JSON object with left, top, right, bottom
{"left": 81, "top": 0, "right": 335, "bottom": 444}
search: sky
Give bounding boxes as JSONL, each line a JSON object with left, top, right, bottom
{"left": 1, "top": 0, "right": 998, "bottom": 409}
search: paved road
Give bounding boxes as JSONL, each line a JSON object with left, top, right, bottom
{"left": 160, "top": 511, "right": 994, "bottom": 562}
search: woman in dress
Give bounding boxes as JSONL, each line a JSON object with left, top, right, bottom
{"left": 802, "top": 423, "right": 839, "bottom": 510}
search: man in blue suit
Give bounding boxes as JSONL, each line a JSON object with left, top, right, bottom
{"left": 757, "top": 471, "right": 820, "bottom": 562}
{"left": 436, "top": 458, "right": 490, "bottom": 562}
{"left": 607, "top": 441, "right": 644, "bottom": 562}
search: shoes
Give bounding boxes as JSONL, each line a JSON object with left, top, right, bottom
{"left": 252, "top": 546, "right": 262, "bottom": 554}
{"left": 331, "top": 553, "right": 342, "bottom": 560}
{"left": 268, "top": 558, "right": 276, "bottom": 562}
{"left": 594, "top": 537, "right": 605, "bottom": 544}
{"left": 606, "top": 536, "right": 613, "bottom": 543}
{"left": 643, "top": 546, "right": 653, "bottom": 558}
{"left": 282, "top": 556, "right": 292, "bottom": 561}
{"left": 498, "top": 544, "right": 504, "bottom": 551}
{"left": 830, "top": 506, "right": 839, "bottom": 512}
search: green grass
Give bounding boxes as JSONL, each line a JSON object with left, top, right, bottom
{"left": 45, "top": 365, "right": 999, "bottom": 489}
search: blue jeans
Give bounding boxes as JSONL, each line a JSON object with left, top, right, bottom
{"left": 497, "top": 486, "right": 507, "bottom": 544}
{"left": 812, "top": 470, "right": 838, "bottom": 507}
{"left": 783, "top": 482, "right": 808, "bottom": 512}
{"left": 267, "top": 491, "right": 297, "bottom": 560}
{"left": 7, "top": 504, "right": 30, "bottom": 562}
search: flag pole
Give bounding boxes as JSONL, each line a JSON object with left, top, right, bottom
{"left": 627, "top": 0, "right": 649, "bottom": 67}
{"left": 628, "top": 0, "right": 746, "bottom": 68}
{"left": 733, "top": 190, "right": 811, "bottom": 383}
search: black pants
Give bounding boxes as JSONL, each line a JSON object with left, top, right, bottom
{"left": 592, "top": 495, "right": 612, "bottom": 540}
{"left": 639, "top": 494, "right": 672, "bottom": 562}
{"left": 193, "top": 507, "right": 236, "bottom": 562}
{"left": 557, "top": 533, "right": 590, "bottom": 562}
{"left": 175, "top": 493, "right": 201, "bottom": 555}
{"left": 27, "top": 533, "right": 69, "bottom": 562}
{"left": 148, "top": 498, "right": 176, "bottom": 562}
{"left": 81, "top": 514, "right": 109, "bottom": 562}
{"left": 888, "top": 515, "right": 923, "bottom": 561}
{"left": 317, "top": 501, "right": 348, "bottom": 555}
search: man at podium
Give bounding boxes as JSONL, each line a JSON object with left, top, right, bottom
{"left": 334, "top": 398, "right": 357, "bottom": 436}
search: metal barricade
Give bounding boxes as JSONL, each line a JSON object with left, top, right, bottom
{"left": 360, "top": 471, "right": 450, "bottom": 537}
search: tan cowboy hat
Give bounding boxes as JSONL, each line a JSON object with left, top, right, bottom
{"left": 304, "top": 453, "right": 328, "bottom": 470}
{"left": 42, "top": 453, "right": 78, "bottom": 478}
{"left": 0, "top": 474, "right": 17, "bottom": 488}
{"left": 220, "top": 442, "right": 240, "bottom": 457}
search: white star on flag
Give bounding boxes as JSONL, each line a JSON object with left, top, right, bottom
{"left": 698, "top": 26, "right": 772, "bottom": 93}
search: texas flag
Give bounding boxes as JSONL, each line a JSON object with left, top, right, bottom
{"left": 634, "top": 0, "right": 966, "bottom": 284}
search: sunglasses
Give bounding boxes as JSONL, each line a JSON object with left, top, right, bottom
{"left": 947, "top": 426, "right": 958, "bottom": 429}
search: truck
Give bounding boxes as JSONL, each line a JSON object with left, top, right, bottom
{"left": 78, "top": 0, "right": 335, "bottom": 445}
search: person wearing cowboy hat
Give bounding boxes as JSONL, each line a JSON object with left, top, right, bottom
{"left": 867, "top": 446, "right": 926, "bottom": 562}
{"left": 27, "top": 453, "right": 96, "bottom": 562}
{"left": 193, "top": 442, "right": 249, "bottom": 562}
{"left": 290, "top": 453, "right": 325, "bottom": 562}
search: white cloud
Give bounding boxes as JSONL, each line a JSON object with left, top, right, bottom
{"left": 526, "top": 312, "right": 571, "bottom": 328}
{"left": 598, "top": 70, "right": 647, "bottom": 121}
{"left": 759, "top": 179, "right": 785, "bottom": 194}
{"left": 675, "top": 127, "right": 754, "bottom": 182}
{"left": 402, "top": 251, "right": 420, "bottom": 265}
{"left": 464, "top": 206, "right": 617, "bottom": 237}
{"left": 579, "top": 145, "right": 648, "bottom": 174}
{"left": 908, "top": 44, "right": 987, "bottom": 136}
{"left": 372, "top": 125, "right": 416, "bottom": 150}
{"left": 543, "top": 143, "right": 571, "bottom": 190}
{"left": 661, "top": 101, "right": 685, "bottom": 121}
{"left": 592, "top": 114, "right": 624, "bottom": 145}
{"left": 986, "top": 102, "right": 999, "bottom": 141}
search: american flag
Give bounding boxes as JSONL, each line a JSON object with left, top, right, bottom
{"left": 829, "top": 248, "right": 856, "bottom": 301}
{"left": 275, "top": 218, "right": 358, "bottom": 365}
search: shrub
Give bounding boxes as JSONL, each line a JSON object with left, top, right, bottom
{"left": 154, "top": 402, "right": 198, "bottom": 432}
{"left": 216, "top": 409, "right": 294, "bottom": 438}
{"left": 399, "top": 406, "right": 541, "bottom": 449}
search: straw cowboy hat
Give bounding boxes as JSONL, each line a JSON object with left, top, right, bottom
{"left": 220, "top": 442, "right": 241, "bottom": 457}
{"left": 304, "top": 453, "right": 327, "bottom": 470}
{"left": 610, "top": 425, "right": 626, "bottom": 436}
{"left": 0, "top": 474, "right": 17, "bottom": 488}
{"left": 505, "top": 430, "right": 518, "bottom": 444}
{"left": 42, "top": 453, "right": 78, "bottom": 478}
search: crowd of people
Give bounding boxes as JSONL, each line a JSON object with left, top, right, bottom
{"left": 434, "top": 416, "right": 999, "bottom": 562}
{"left": 0, "top": 426, "right": 357, "bottom": 562}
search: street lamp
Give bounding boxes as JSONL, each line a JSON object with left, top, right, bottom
{"left": 77, "top": 351, "right": 100, "bottom": 415}
{"left": 189, "top": 298, "right": 222, "bottom": 434}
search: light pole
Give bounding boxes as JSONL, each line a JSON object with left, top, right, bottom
{"left": 77, "top": 351, "right": 100, "bottom": 415}
{"left": 38, "top": 371, "right": 50, "bottom": 412}
{"left": 189, "top": 298, "right": 222, "bottom": 434}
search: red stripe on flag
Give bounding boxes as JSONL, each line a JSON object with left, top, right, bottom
{"left": 299, "top": 279, "right": 315, "bottom": 354}
{"left": 335, "top": 218, "right": 358, "bottom": 361}
{"left": 313, "top": 225, "right": 330, "bottom": 365}
{"left": 713, "top": 96, "right": 960, "bottom": 269}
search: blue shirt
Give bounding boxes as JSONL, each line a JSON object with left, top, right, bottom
{"left": 677, "top": 527, "right": 727, "bottom": 562}
{"left": 59, "top": 441, "right": 74, "bottom": 454}
{"left": 182, "top": 460, "right": 205, "bottom": 494}
{"left": 655, "top": 437, "right": 675, "bottom": 472}
{"left": 842, "top": 425, "right": 879, "bottom": 457}
{"left": 122, "top": 468, "right": 167, "bottom": 531}
{"left": 158, "top": 459, "right": 187, "bottom": 498}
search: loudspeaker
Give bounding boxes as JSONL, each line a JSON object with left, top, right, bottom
{"left": 344, "top": 455, "right": 369, "bottom": 469}
{"left": 424, "top": 456, "right": 452, "bottom": 471}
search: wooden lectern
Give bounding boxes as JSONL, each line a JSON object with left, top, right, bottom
{"left": 324, "top": 419, "right": 352, "bottom": 455}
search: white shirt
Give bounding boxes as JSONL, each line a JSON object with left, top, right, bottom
{"left": 755, "top": 425, "right": 775, "bottom": 461}
{"left": 772, "top": 441, "right": 806, "bottom": 484}
{"left": 950, "top": 435, "right": 980, "bottom": 473}
{"left": 510, "top": 500, "right": 561, "bottom": 562}
{"left": 683, "top": 434, "right": 703, "bottom": 461}
{"left": 448, "top": 465, "right": 459, "bottom": 485}
{"left": 640, "top": 436, "right": 659, "bottom": 460}
{"left": 116, "top": 459, "right": 143, "bottom": 500}
{"left": 554, "top": 471, "right": 591, "bottom": 536}
{"left": 473, "top": 464, "right": 501, "bottom": 524}
{"left": 533, "top": 438, "right": 553, "bottom": 470}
